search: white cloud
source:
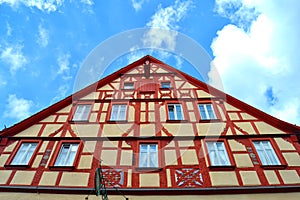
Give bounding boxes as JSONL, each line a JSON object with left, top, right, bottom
{"left": 6, "top": 22, "right": 12, "bottom": 36}
{"left": 80, "top": 0, "right": 93, "bottom": 6}
{"left": 36, "top": 24, "right": 49, "bottom": 47}
{"left": 57, "top": 52, "right": 71, "bottom": 76}
{"left": 51, "top": 84, "right": 69, "bottom": 103}
{"left": 4, "top": 94, "right": 33, "bottom": 120}
{"left": 131, "top": 0, "right": 147, "bottom": 11}
{"left": 143, "top": 0, "right": 193, "bottom": 51}
{"left": 210, "top": 0, "right": 300, "bottom": 125}
{"left": 0, "top": 44, "right": 27, "bottom": 74}
{"left": 0, "top": 0, "right": 64, "bottom": 13}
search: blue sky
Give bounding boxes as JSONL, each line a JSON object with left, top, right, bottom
{"left": 0, "top": 0, "right": 300, "bottom": 128}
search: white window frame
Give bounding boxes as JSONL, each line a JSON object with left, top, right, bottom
{"left": 206, "top": 141, "right": 231, "bottom": 166}
{"left": 198, "top": 104, "right": 216, "bottom": 120}
{"left": 110, "top": 104, "right": 127, "bottom": 121}
{"left": 123, "top": 82, "right": 134, "bottom": 89}
{"left": 54, "top": 143, "right": 79, "bottom": 166}
{"left": 139, "top": 144, "right": 158, "bottom": 168}
{"left": 72, "top": 104, "right": 92, "bottom": 121}
{"left": 167, "top": 104, "right": 184, "bottom": 120}
{"left": 253, "top": 140, "right": 281, "bottom": 165}
{"left": 11, "top": 143, "right": 38, "bottom": 165}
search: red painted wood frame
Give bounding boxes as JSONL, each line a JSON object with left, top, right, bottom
{"left": 249, "top": 138, "right": 287, "bottom": 168}
{"left": 5, "top": 140, "right": 42, "bottom": 168}
{"left": 48, "top": 140, "right": 83, "bottom": 170}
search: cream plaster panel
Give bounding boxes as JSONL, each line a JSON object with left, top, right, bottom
{"left": 0, "top": 154, "right": 9, "bottom": 167}
{"left": 140, "top": 112, "right": 146, "bottom": 122}
{"left": 160, "top": 106, "right": 166, "bottom": 122}
{"left": 228, "top": 140, "right": 246, "bottom": 151}
{"left": 178, "top": 140, "right": 195, "bottom": 147}
{"left": 102, "top": 103, "right": 109, "bottom": 111}
{"left": 149, "top": 102, "right": 155, "bottom": 111}
{"left": 120, "top": 150, "right": 133, "bottom": 166}
{"left": 83, "top": 141, "right": 96, "bottom": 153}
{"left": 39, "top": 172, "right": 59, "bottom": 186}
{"left": 127, "top": 169, "right": 132, "bottom": 187}
{"left": 80, "top": 92, "right": 99, "bottom": 100}
{"left": 17, "top": 124, "right": 42, "bottom": 137}
{"left": 4, "top": 141, "right": 17, "bottom": 152}
{"left": 2, "top": 193, "right": 300, "bottom": 200}
{"left": 217, "top": 105, "right": 226, "bottom": 121}
{"left": 40, "top": 115, "right": 56, "bottom": 122}
{"left": 99, "top": 84, "right": 114, "bottom": 90}
{"left": 140, "top": 124, "right": 155, "bottom": 136}
{"left": 166, "top": 141, "right": 175, "bottom": 148}
{"left": 181, "top": 82, "right": 196, "bottom": 89}
{"left": 274, "top": 138, "right": 296, "bottom": 151}
{"left": 283, "top": 153, "right": 300, "bottom": 166}
{"left": 166, "top": 168, "right": 172, "bottom": 187}
{"left": 149, "top": 112, "right": 155, "bottom": 122}
{"left": 128, "top": 106, "right": 135, "bottom": 122}
{"left": 234, "top": 122, "right": 256, "bottom": 134}
{"left": 57, "top": 115, "right": 68, "bottom": 122}
{"left": 279, "top": 170, "right": 300, "bottom": 184}
{"left": 264, "top": 170, "right": 280, "bottom": 185}
{"left": 71, "top": 124, "right": 99, "bottom": 137}
{"left": 240, "top": 171, "right": 261, "bottom": 186}
{"left": 139, "top": 173, "right": 160, "bottom": 187}
{"left": 234, "top": 154, "right": 253, "bottom": 168}
{"left": 122, "top": 141, "right": 131, "bottom": 148}
{"left": 89, "top": 113, "right": 97, "bottom": 122}
{"left": 78, "top": 155, "right": 93, "bottom": 169}
{"left": 226, "top": 128, "right": 233, "bottom": 135}
{"left": 209, "top": 171, "right": 239, "bottom": 186}
{"left": 111, "top": 82, "right": 120, "bottom": 89}
{"left": 102, "top": 124, "right": 132, "bottom": 137}
{"left": 46, "top": 141, "right": 58, "bottom": 167}
{"left": 196, "top": 90, "right": 214, "bottom": 98}
{"left": 92, "top": 103, "right": 100, "bottom": 111}
{"left": 163, "top": 124, "right": 194, "bottom": 136}
{"left": 102, "top": 141, "right": 118, "bottom": 148}
{"left": 196, "top": 122, "right": 226, "bottom": 136}
{"left": 165, "top": 150, "right": 178, "bottom": 166}
{"left": 0, "top": 170, "right": 12, "bottom": 184}
{"left": 127, "top": 69, "right": 140, "bottom": 74}
{"left": 224, "top": 103, "right": 240, "bottom": 111}
{"left": 11, "top": 171, "right": 35, "bottom": 185}
{"left": 175, "top": 80, "right": 184, "bottom": 88}
{"left": 229, "top": 113, "right": 239, "bottom": 121}
{"left": 186, "top": 102, "right": 194, "bottom": 110}
{"left": 189, "top": 112, "right": 196, "bottom": 122}
{"left": 56, "top": 105, "right": 71, "bottom": 113}
{"left": 141, "top": 102, "right": 146, "bottom": 111}
{"left": 255, "top": 122, "right": 282, "bottom": 134}
{"left": 32, "top": 155, "right": 43, "bottom": 168}
{"left": 180, "top": 149, "right": 198, "bottom": 165}
{"left": 155, "top": 67, "right": 168, "bottom": 73}
{"left": 42, "top": 124, "right": 62, "bottom": 137}
{"left": 100, "top": 113, "right": 107, "bottom": 122}
{"left": 241, "top": 113, "right": 257, "bottom": 120}
{"left": 101, "top": 150, "right": 117, "bottom": 165}
{"left": 59, "top": 172, "right": 89, "bottom": 187}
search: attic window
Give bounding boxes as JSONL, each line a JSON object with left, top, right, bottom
{"left": 72, "top": 104, "right": 92, "bottom": 121}
{"left": 123, "top": 82, "right": 134, "bottom": 90}
{"left": 54, "top": 143, "right": 79, "bottom": 166}
{"left": 11, "top": 142, "right": 38, "bottom": 165}
{"left": 161, "top": 82, "right": 171, "bottom": 89}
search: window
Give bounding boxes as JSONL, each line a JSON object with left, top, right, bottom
{"left": 110, "top": 104, "right": 127, "bottom": 121}
{"left": 161, "top": 82, "right": 171, "bottom": 88}
{"left": 198, "top": 104, "right": 216, "bottom": 120}
{"left": 206, "top": 141, "right": 231, "bottom": 166}
{"left": 11, "top": 143, "right": 38, "bottom": 165}
{"left": 253, "top": 141, "right": 281, "bottom": 165}
{"left": 54, "top": 143, "right": 79, "bottom": 166}
{"left": 124, "top": 82, "right": 134, "bottom": 89}
{"left": 167, "top": 104, "right": 183, "bottom": 120}
{"left": 72, "top": 104, "right": 92, "bottom": 121}
{"left": 139, "top": 144, "right": 158, "bottom": 168}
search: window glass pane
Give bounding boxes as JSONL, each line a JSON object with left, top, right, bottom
{"left": 73, "top": 104, "right": 91, "bottom": 121}
{"left": 161, "top": 82, "right": 171, "bottom": 88}
{"left": 175, "top": 104, "right": 183, "bottom": 120}
{"left": 199, "top": 104, "right": 216, "bottom": 120}
{"left": 253, "top": 141, "right": 280, "bottom": 165}
{"left": 55, "top": 143, "right": 79, "bottom": 166}
{"left": 124, "top": 82, "right": 134, "bottom": 89}
{"left": 206, "top": 104, "right": 216, "bottom": 119}
{"left": 199, "top": 105, "right": 208, "bottom": 120}
{"left": 168, "top": 104, "right": 183, "bottom": 120}
{"left": 11, "top": 143, "right": 37, "bottom": 165}
{"left": 168, "top": 105, "right": 175, "bottom": 120}
{"left": 110, "top": 105, "right": 127, "bottom": 121}
{"left": 139, "top": 144, "right": 158, "bottom": 168}
{"left": 206, "top": 141, "right": 230, "bottom": 166}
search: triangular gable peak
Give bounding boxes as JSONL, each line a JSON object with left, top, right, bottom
{"left": 1, "top": 55, "right": 300, "bottom": 139}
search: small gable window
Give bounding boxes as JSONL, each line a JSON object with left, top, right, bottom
{"left": 72, "top": 104, "right": 92, "bottom": 121}
{"left": 54, "top": 143, "right": 79, "bottom": 166}
{"left": 11, "top": 142, "right": 38, "bottom": 165}
{"left": 198, "top": 104, "right": 216, "bottom": 120}
{"left": 110, "top": 104, "right": 127, "bottom": 121}
{"left": 206, "top": 141, "right": 231, "bottom": 166}
{"left": 167, "top": 104, "right": 184, "bottom": 120}
{"left": 123, "top": 82, "right": 134, "bottom": 90}
{"left": 139, "top": 144, "right": 158, "bottom": 168}
{"left": 253, "top": 140, "right": 281, "bottom": 166}
{"left": 161, "top": 82, "right": 171, "bottom": 89}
